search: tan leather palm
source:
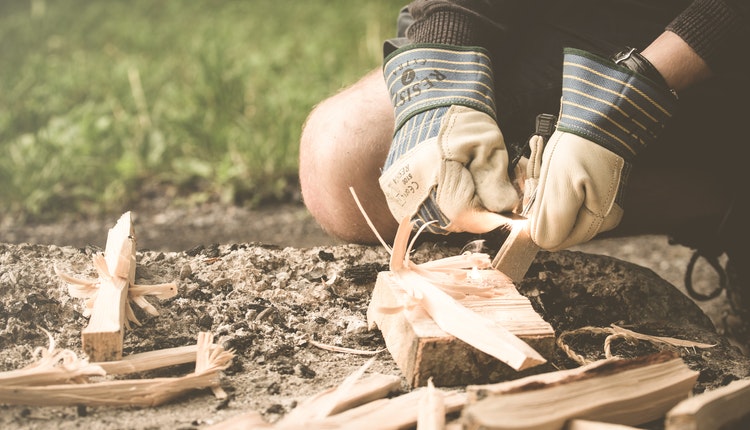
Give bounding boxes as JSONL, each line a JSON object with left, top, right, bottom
{"left": 379, "top": 105, "right": 518, "bottom": 233}
{"left": 529, "top": 131, "right": 625, "bottom": 251}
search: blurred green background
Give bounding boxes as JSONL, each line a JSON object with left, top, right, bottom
{"left": 0, "top": 0, "right": 404, "bottom": 223}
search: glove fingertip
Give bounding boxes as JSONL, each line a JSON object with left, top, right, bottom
{"left": 529, "top": 215, "right": 569, "bottom": 251}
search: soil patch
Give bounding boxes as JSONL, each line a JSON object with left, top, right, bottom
{"left": 1, "top": 202, "right": 748, "bottom": 429}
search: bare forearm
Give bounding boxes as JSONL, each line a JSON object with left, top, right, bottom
{"left": 641, "top": 31, "right": 712, "bottom": 93}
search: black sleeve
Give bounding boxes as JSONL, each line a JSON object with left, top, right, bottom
{"left": 405, "top": 0, "right": 534, "bottom": 49}
{"left": 666, "top": 0, "right": 749, "bottom": 75}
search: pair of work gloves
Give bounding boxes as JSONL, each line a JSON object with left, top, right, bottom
{"left": 379, "top": 44, "right": 677, "bottom": 250}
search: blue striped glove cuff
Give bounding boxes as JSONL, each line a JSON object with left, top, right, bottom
{"left": 557, "top": 48, "right": 677, "bottom": 161}
{"left": 384, "top": 44, "right": 496, "bottom": 131}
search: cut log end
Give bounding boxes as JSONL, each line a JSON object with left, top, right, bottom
{"left": 491, "top": 220, "right": 539, "bottom": 283}
{"left": 368, "top": 271, "right": 554, "bottom": 387}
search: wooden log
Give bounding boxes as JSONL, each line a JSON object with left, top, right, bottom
{"left": 566, "top": 420, "right": 641, "bottom": 430}
{"left": 278, "top": 372, "right": 402, "bottom": 426}
{"left": 0, "top": 372, "right": 225, "bottom": 407}
{"left": 461, "top": 352, "right": 699, "bottom": 430}
{"left": 209, "top": 360, "right": 402, "bottom": 430}
{"left": 492, "top": 220, "right": 539, "bottom": 283}
{"left": 397, "top": 270, "right": 547, "bottom": 371}
{"left": 318, "top": 387, "right": 467, "bottom": 429}
{"left": 367, "top": 270, "right": 555, "bottom": 387}
{"left": 0, "top": 334, "right": 213, "bottom": 386}
{"left": 0, "top": 332, "right": 233, "bottom": 407}
{"left": 211, "top": 388, "right": 465, "bottom": 430}
{"left": 81, "top": 211, "right": 135, "bottom": 361}
{"left": 665, "top": 378, "right": 750, "bottom": 430}
{"left": 95, "top": 344, "right": 203, "bottom": 375}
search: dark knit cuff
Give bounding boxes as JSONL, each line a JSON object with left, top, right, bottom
{"left": 407, "top": 8, "right": 480, "bottom": 46}
{"left": 666, "top": 0, "right": 746, "bottom": 74}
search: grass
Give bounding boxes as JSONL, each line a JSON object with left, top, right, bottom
{"left": 0, "top": 0, "right": 405, "bottom": 222}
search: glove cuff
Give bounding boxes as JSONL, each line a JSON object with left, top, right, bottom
{"left": 557, "top": 48, "right": 678, "bottom": 161}
{"left": 383, "top": 44, "right": 496, "bottom": 130}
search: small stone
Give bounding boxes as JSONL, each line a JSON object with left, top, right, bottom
{"left": 179, "top": 264, "right": 192, "bottom": 280}
{"left": 318, "top": 250, "right": 335, "bottom": 262}
{"left": 345, "top": 318, "right": 367, "bottom": 335}
{"left": 295, "top": 362, "right": 316, "bottom": 379}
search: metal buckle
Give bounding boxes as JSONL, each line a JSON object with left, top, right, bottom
{"left": 614, "top": 47, "right": 637, "bottom": 65}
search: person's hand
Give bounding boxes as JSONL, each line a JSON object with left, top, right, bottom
{"left": 379, "top": 44, "right": 518, "bottom": 234}
{"left": 529, "top": 48, "right": 678, "bottom": 250}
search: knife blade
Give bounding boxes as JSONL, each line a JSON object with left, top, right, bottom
{"left": 491, "top": 113, "right": 555, "bottom": 282}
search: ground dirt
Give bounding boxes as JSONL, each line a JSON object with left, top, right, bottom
{"left": 1, "top": 199, "right": 748, "bottom": 429}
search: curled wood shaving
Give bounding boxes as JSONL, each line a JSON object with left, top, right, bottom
{"left": 349, "top": 186, "right": 392, "bottom": 254}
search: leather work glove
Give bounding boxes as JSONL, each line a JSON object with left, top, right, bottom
{"left": 379, "top": 44, "right": 519, "bottom": 235}
{"left": 529, "top": 47, "right": 678, "bottom": 251}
